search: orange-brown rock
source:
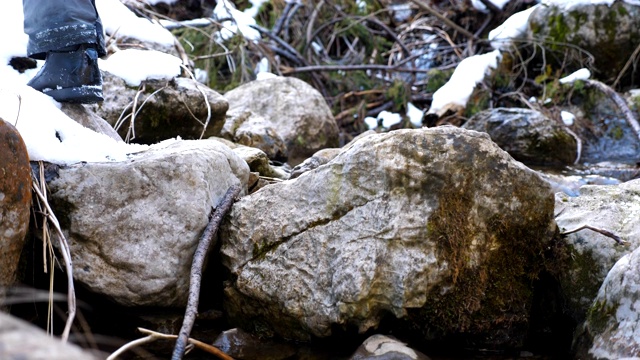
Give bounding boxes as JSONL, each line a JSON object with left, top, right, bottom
{"left": 0, "top": 118, "right": 31, "bottom": 301}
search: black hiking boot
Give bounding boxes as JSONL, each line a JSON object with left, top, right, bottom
{"left": 27, "top": 44, "right": 104, "bottom": 104}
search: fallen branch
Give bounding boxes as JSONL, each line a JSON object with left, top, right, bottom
{"left": 561, "top": 224, "right": 626, "bottom": 245}
{"left": 107, "top": 328, "right": 234, "bottom": 360}
{"left": 281, "top": 63, "right": 431, "bottom": 75}
{"left": 585, "top": 79, "right": 640, "bottom": 142}
{"left": 171, "top": 185, "right": 242, "bottom": 360}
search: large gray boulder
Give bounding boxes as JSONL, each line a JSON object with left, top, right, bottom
{"left": 0, "top": 312, "right": 98, "bottom": 360}
{"left": 577, "top": 246, "right": 640, "bottom": 359}
{"left": 0, "top": 119, "right": 31, "bottom": 304}
{"left": 221, "top": 126, "right": 556, "bottom": 347}
{"left": 554, "top": 180, "right": 640, "bottom": 323}
{"left": 224, "top": 77, "right": 340, "bottom": 165}
{"left": 48, "top": 139, "right": 249, "bottom": 307}
{"left": 462, "top": 108, "right": 578, "bottom": 166}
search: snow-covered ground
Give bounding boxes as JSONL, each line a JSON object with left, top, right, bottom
{"left": 0, "top": 0, "right": 182, "bottom": 165}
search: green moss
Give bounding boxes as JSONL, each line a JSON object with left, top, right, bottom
{"left": 610, "top": 126, "right": 624, "bottom": 140}
{"left": 586, "top": 299, "right": 615, "bottom": 335}
{"left": 404, "top": 170, "right": 554, "bottom": 347}
{"left": 425, "top": 68, "right": 454, "bottom": 93}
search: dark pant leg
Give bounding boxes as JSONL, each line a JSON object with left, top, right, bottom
{"left": 23, "top": 0, "right": 106, "bottom": 59}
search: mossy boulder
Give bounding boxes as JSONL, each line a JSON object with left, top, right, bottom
{"left": 220, "top": 126, "right": 556, "bottom": 348}
{"left": 554, "top": 180, "right": 640, "bottom": 324}
{"left": 576, "top": 246, "right": 640, "bottom": 359}
{"left": 528, "top": 2, "right": 640, "bottom": 84}
{"left": 462, "top": 107, "right": 578, "bottom": 166}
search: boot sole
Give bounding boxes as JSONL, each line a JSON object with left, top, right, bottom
{"left": 44, "top": 85, "right": 104, "bottom": 104}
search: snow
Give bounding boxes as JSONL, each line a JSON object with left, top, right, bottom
{"left": 141, "top": 0, "right": 179, "bottom": 4}
{"left": 0, "top": 0, "right": 184, "bottom": 165}
{"left": 213, "top": 0, "right": 261, "bottom": 41}
{"left": 0, "top": 86, "right": 147, "bottom": 165}
{"left": 99, "top": 49, "right": 183, "bottom": 86}
{"left": 96, "top": 0, "right": 175, "bottom": 46}
{"left": 489, "top": 5, "right": 539, "bottom": 50}
{"left": 471, "top": 0, "right": 511, "bottom": 13}
{"left": 561, "top": 111, "right": 575, "bottom": 126}
{"left": 243, "top": 0, "right": 269, "bottom": 19}
{"left": 541, "top": 0, "right": 615, "bottom": 9}
{"left": 407, "top": 102, "right": 424, "bottom": 127}
{"left": 427, "top": 50, "right": 502, "bottom": 115}
{"left": 559, "top": 68, "right": 591, "bottom": 84}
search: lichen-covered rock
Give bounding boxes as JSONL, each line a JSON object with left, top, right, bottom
{"left": 221, "top": 109, "right": 288, "bottom": 162}
{"left": 0, "top": 312, "right": 98, "bottom": 360}
{"left": 576, "top": 246, "right": 640, "bottom": 360}
{"left": 48, "top": 139, "right": 249, "bottom": 307}
{"left": 462, "top": 108, "right": 578, "bottom": 166}
{"left": 528, "top": 2, "right": 640, "bottom": 83}
{"left": 554, "top": 180, "right": 640, "bottom": 323}
{"left": 92, "top": 74, "right": 228, "bottom": 144}
{"left": 0, "top": 119, "right": 31, "bottom": 303}
{"left": 224, "top": 77, "right": 340, "bottom": 165}
{"left": 349, "top": 334, "right": 431, "bottom": 360}
{"left": 221, "top": 126, "right": 556, "bottom": 347}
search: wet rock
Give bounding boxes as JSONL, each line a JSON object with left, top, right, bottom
{"left": 554, "top": 179, "right": 640, "bottom": 323}
{"left": 540, "top": 172, "right": 620, "bottom": 197}
{"left": 212, "top": 328, "right": 296, "bottom": 360}
{"left": 555, "top": 90, "right": 640, "bottom": 164}
{"left": 221, "top": 109, "right": 288, "bottom": 162}
{"left": 221, "top": 126, "right": 556, "bottom": 347}
{"left": 224, "top": 77, "right": 340, "bottom": 165}
{"left": 529, "top": 2, "right": 640, "bottom": 84}
{"left": 576, "top": 246, "right": 640, "bottom": 360}
{"left": 462, "top": 108, "right": 578, "bottom": 166}
{"left": 349, "top": 334, "right": 430, "bottom": 360}
{"left": 92, "top": 74, "right": 228, "bottom": 144}
{"left": 47, "top": 139, "right": 249, "bottom": 307}
{"left": 0, "top": 119, "right": 31, "bottom": 303}
{"left": 0, "top": 312, "right": 99, "bottom": 360}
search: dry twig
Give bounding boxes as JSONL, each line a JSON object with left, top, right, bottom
{"left": 585, "top": 79, "right": 640, "bottom": 142}
{"left": 171, "top": 185, "right": 242, "bottom": 360}
{"left": 561, "top": 225, "right": 626, "bottom": 245}
{"left": 107, "top": 328, "right": 234, "bottom": 360}
{"left": 31, "top": 162, "right": 76, "bottom": 342}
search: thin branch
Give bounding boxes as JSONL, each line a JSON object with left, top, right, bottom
{"left": 171, "top": 185, "right": 242, "bottom": 360}
{"left": 31, "top": 172, "right": 76, "bottom": 342}
{"left": 409, "top": 0, "right": 478, "bottom": 41}
{"left": 561, "top": 225, "right": 626, "bottom": 245}
{"left": 477, "top": 0, "right": 502, "bottom": 14}
{"left": 281, "top": 63, "right": 432, "bottom": 75}
{"left": 612, "top": 42, "right": 640, "bottom": 89}
{"left": 107, "top": 328, "right": 235, "bottom": 360}
{"left": 585, "top": 79, "right": 640, "bottom": 142}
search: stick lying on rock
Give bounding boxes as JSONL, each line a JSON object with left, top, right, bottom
{"left": 561, "top": 224, "right": 627, "bottom": 245}
{"left": 172, "top": 184, "right": 242, "bottom": 360}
